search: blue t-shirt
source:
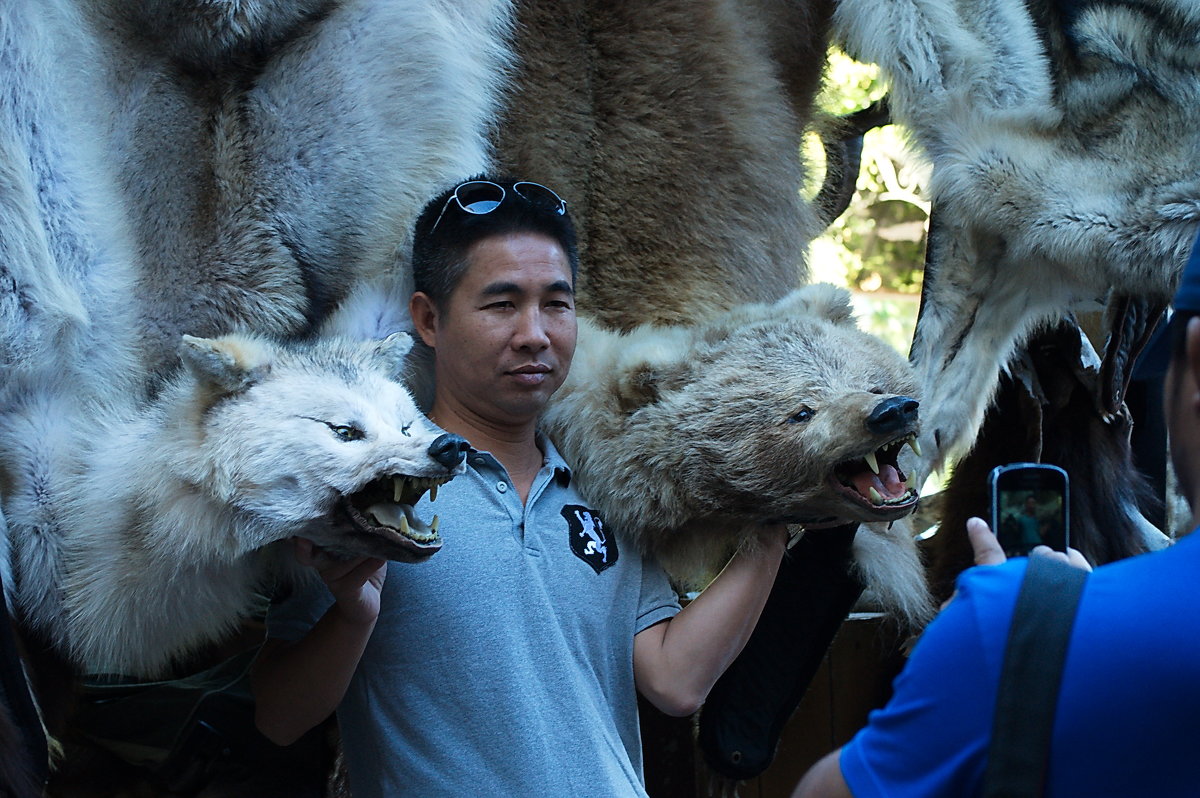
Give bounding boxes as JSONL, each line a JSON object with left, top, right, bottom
{"left": 841, "top": 531, "right": 1200, "bottom": 797}
{"left": 267, "top": 435, "right": 680, "bottom": 798}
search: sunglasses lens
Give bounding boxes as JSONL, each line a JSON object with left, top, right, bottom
{"left": 513, "top": 182, "right": 566, "bottom": 214}
{"left": 455, "top": 181, "right": 505, "bottom": 214}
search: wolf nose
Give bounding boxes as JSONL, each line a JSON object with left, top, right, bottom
{"left": 428, "top": 433, "right": 470, "bottom": 469}
{"left": 866, "top": 396, "right": 919, "bottom": 435}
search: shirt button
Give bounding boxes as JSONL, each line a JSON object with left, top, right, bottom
{"left": 496, "top": 481, "right": 508, "bottom": 493}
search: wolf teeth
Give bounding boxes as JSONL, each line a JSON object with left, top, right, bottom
{"left": 399, "top": 513, "right": 410, "bottom": 535}
{"left": 864, "top": 451, "right": 880, "bottom": 474}
{"left": 909, "top": 434, "right": 923, "bottom": 456}
{"left": 868, "top": 486, "right": 884, "bottom": 504}
{"left": 430, "top": 515, "right": 439, "bottom": 533}
{"left": 429, "top": 483, "right": 438, "bottom": 502}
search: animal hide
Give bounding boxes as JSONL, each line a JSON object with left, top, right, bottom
{"left": 833, "top": 0, "right": 1200, "bottom": 476}
{"left": 494, "top": 0, "right": 834, "bottom": 329}
{"left": 0, "top": 0, "right": 514, "bottom": 663}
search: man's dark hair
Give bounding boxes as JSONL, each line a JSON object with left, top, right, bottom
{"left": 411, "top": 175, "right": 579, "bottom": 309}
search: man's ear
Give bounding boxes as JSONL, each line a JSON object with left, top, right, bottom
{"left": 409, "top": 291, "right": 439, "bottom": 348}
{"left": 179, "top": 334, "right": 272, "bottom": 393}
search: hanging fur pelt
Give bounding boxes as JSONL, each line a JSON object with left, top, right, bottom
{"left": 0, "top": 0, "right": 515, "bottom": 671}
{"left": 833, "top": 0, "right": 1200, "bottom": 480}
{"left": 494, "top": 0, "right": 834, "bottom": 329}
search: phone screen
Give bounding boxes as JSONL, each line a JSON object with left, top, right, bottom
{"left": 990, "top": 464, "right": 1069, "bottom": 556}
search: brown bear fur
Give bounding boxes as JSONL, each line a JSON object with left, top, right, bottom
{"left": 542, "top": 284, "right": 933, "bottom": 624}
{"left": 494, "top": 0, "right": 835, "bottom": 328}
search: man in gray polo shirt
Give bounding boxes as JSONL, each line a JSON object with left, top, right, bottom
{"left": 252, "top": 177, "right": 789, "bottom": 797}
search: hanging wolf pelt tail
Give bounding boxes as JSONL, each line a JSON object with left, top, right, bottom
{"left": 833, "top": 0, "right": 1200, "bottom": 481}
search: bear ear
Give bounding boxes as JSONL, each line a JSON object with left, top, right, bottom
{"left": 777, "top": 283, "right": 856, "bottom": 326}
{"left": 615, "top": 357, "right": 692, "bottom": 413}
{"left": 368, "top": 332, "right": 415, "bottom": 379}
{"left": 179, "top": 334, "right": 273, "bottom": 393}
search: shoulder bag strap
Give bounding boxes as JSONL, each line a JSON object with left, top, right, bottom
{"left": 982, "top": 555, "right": 1088, "bottom": 798}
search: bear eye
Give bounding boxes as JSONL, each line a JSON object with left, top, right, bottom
{"left": 327, "top": 423, "right": 365, "bottom": 442}
{"left": 787, "top": 406, "right": 816, "bottom": 424}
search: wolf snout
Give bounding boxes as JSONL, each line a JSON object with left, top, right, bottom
{"left": 428, "top": 433, "right": 470, "bottom": 468}
{"left": 865, "top": 396, "right": 919, "bottom": 435}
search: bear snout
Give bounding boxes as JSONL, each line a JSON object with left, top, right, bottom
{"left": 865, "top": 396, "right": 919, "bottom": 435}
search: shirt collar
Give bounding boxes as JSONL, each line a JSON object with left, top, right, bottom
{"left": 464, "top": 431, "right": 572, "bottom": 486}
{"left": 535, "top": 431, "right": 573, "bottom": 486}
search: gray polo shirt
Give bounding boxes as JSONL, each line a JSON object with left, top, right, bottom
{"left": 267, "top": 435, "right": 681, "bottom": 797}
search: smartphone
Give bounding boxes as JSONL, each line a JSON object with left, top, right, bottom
{"left": 988, "top": 463, "right": 1069, "bottom": 556}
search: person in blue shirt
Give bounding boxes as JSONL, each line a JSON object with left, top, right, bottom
{"left": 792, "top": 238, "right": 1200, "bottom": 798}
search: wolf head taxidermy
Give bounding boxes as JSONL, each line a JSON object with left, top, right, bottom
{"left": 1, "top": 331, "right": 467, "bottom": 677}
{"left": 834, "top": 0, "right": 1200, "bottom": 477}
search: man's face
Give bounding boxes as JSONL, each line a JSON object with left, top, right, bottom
{"left": 423, "top": 232, "right": 577, "bottom": 429}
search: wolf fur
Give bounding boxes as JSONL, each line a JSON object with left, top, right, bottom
{"left": 493, "top": 0, "right": 834, "bottom": 329}
{"left": 833, "top": 0, "right": 1200, "bottom": 475}
{"left": 5, "top": 331, "right": 464, "bottom": 677}
{"left": 541, "top": 285, "right": 934, "bottom": 625}
{"left": 1, "top": 315, "right": 462, "bottom": 792}
{"left": 0, "top": 0, "right": 514, "bottom": 676}
{"left": 0, "top": 0, "right": 515, "bottom": 383}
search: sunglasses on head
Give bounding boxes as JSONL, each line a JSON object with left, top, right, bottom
{"left": 429, "top": 180, "right": 567, "bottom": 234}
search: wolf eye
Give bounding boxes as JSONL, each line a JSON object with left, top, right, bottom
{"left": 327, "top": 423, "right": 365, "bottom": 442}
{"left": 787, "top": 406, "right": 815, "bottom": 424}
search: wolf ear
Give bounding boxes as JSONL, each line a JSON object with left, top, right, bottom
{"left": 777, "top": 283, "right": 855, "bottom": 326}
{"left": 179, "top": 334, "right": 273, "bottom": 393}
{"left": 369, "top": 332, "right": 415, "bottom": 379}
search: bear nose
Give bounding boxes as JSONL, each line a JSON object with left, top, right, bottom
{"left": 865, "top": 396, "right": 919, "bottom": 435}
{"left": 427, "top": 433, "right": 470, "bottom": 469}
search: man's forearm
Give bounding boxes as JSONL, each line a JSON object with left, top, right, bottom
{"left": 252, "top": 605, "right": 376, "bottom": 746}
{"left": 792, "top": 749, "right": 854, "bottom": 798}
{"left": 634, "top": 526, "right": 787, "bottom": 716}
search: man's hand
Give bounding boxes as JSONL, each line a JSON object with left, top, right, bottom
{"left": 294, "top": 538, "right": 388, "bottom": 626}
{"left": 965, "top": 516, "right": 1092, "bottom": 571}
{"left": 254, "top": 541, "right": 387, "bottom": 746}
{"left": 942, "top": 518, "right": 1093, "bottom": 608}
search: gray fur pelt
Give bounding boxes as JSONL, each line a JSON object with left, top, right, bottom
{"left": 0, "top": 0, "right": 515, "bottom": 673}
{"left": 834, "top": 0, "right": 1200, "bottom": 475}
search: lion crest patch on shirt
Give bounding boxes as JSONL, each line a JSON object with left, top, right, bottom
{"left": 562, "top": 504, "right": 618, "bottom": 574}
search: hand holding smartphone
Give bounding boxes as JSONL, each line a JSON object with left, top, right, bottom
{"left": 988, "top": 463, "right": 1070, "bottom": 556}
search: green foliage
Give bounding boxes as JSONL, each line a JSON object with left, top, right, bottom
{"left": 806, "top": 49, "right": 930, "bottom": 355}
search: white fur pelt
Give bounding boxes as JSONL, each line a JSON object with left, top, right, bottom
{"left": 834, "top": 0, "right": 1200, "bottom": 474}
{"left": 0, "top": 0, "right": 514, "bottom": 674}
{"left": 18, "top": 331, "right": 461, "bottom": 676}
{"left": 0, "top": 0, "right": 514, "bottom": 381}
